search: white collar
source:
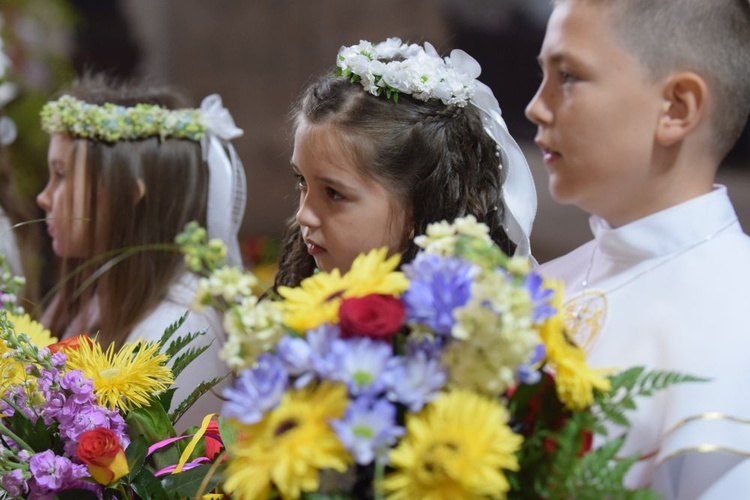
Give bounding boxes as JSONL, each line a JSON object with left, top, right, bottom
{"left": 589, "top": 185, "right": 740, "bottom": 261}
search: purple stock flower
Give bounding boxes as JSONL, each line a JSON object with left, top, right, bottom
{"left": 222, "top": 353, "right": 288, "bottom": 425}
{"left": 2, "top": 469, "right": 29, "bottom": 497}
{"left": 402, "top": 253, "right": 477, "bottom": 335}
{"left": 59, "top": 370, "right": 94, "bottom": 404}
{"left": 525, "top": 272, "right": 556, "bottom": 323}
{"left": 330, "top": 397, "right": 404, "bottom": 465}
{"left": 29, "top": 450, "right": 72, "bottom": 491}
{"left": 383, "top": 350, "right": 447, "bottom": 412}
{"left": 328, "top": 337, "right": 392, "bottom": 397}
{"left": 50, "top": 351, "right": 67, "bottom": 368}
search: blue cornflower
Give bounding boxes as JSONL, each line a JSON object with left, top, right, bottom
{"left": 328, "top": 337, "right": 393, "bottom": 397}
{"left": 330, "top": 397, "right": 404, "bottom": 465}
{"left": 525, "top": 271, "right": 557, "bottom": 323}
{"left": 221, "top": 353, "right": 288, "bottom": 424}
{"left": 402, "top": 253, "right": 478, "bottom": 335}
{"left": 517, "top": 344, "right": 546, "bottom": 385}
{"left": 383, "top": 350, "right": 447, "bottom": 412}
{"left": 275, "top": 323, "right": 341, "bottom": 387}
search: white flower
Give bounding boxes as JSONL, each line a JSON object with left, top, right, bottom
{"left": 453, "top": 215, "right": 492, "bottom": 240}
{"left": 373, "top": 37, "right": 404, "bottom": 59}
{"left": 336, "top": 39, "right": 477, "bottom": 107}
{"left": 220, "top": 298, "right": 285, "bottom": 371}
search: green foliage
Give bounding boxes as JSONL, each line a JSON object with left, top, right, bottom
{"left": 593, "top": 367, "right": 708, "bottom": 434}
{"left": 157, "top": 312, "right": 189, "bottom": 355}
{"left": 170, "top": 375, "right": 227, "bottom": 425}
{"left": 454, "top": 233, "right": 509, "bottom": 270}
{"left": 168, "top": 340, "right": 211, "bottom": 380}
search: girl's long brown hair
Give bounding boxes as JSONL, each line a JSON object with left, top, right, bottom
{"left": 44, "top": 74, "right": 208, "bottom": 347}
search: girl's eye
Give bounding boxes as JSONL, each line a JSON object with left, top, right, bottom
{"left": 326, "top": 187, "right": 344, "bottom": 201}
{"left": 294, "top": 173, "right": 307, "bottom": 191}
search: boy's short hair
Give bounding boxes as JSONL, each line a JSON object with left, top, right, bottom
{"left": 556, "top": 0, "right": 750, "bottom": 161}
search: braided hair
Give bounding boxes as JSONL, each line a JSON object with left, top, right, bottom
{"left": 274, "top": 74, "right": 511, "bottom": 289}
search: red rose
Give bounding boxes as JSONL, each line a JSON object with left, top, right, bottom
{"left": 76, "top": 428, "right": 129, "bottom": 485}
{"left": 339, "top": 294, "right": 405, "bottom": 340}
{"left": 48, "top": 334, "right": 94, "bottom": 355}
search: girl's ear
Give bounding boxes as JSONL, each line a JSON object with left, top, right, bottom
{"left": 655, "top": 71, "right": 708, "bottom": 147}
{"left": 135, "top": 178, "right": 146, "bottom": 203}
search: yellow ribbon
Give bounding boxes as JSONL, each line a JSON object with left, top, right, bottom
{"left": 172, "top": 413, "right": 218, "bottom": 474}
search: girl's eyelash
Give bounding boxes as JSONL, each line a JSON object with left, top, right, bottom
{"left": 326, "top": 187, "right": 343, "bottom": 201}
{"left": 294, "top": 173, "right": 306, "bottom": 190}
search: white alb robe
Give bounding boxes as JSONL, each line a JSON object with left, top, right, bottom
{"left": 540, "top": 186, "right": 750, "bottom": 499}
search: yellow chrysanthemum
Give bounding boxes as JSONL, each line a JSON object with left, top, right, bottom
{"left": 224, "top": 381, "right": 351, "bottom": 500}
{"left": 384, "top": 390, "right": 523, "bottom": 500}
{"left": 65, "top": 339, "right": 174, "bottom": 411}
{"left": 343, "top": 247, "right": 408, "bottom": 297}
{"left": 538, "top": 280, "right": 611, "bottom": 410}
{"left": 278, "top": 268, "right": 348, "bottom": 332}
{"left": 0, "top": 314, "right": 57, "bottom": 391}
{"left": 278, "top": 248, "right": 408, "bottom": 333}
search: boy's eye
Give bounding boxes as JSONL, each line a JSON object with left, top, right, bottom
{"left": 559, "top": 70, "right": 578, "bottom": 84}
{"left": 294, "top": 173, "right": 307, "bottom": 191}
{"left": 326, "top": 187, "right": 344, "bottom": 201}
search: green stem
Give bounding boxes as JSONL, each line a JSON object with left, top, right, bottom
{"left": 0, "top": 421, "right": 34, "bottom": 453}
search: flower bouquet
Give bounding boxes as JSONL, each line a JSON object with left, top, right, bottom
{"left": 0, "top": 302, "right": 226, "bottom": 498}
{"left": 179, "top": 218, "right": 699, "bottom": 499}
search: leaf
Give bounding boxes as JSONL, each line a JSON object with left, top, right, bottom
{"left": 218, "top": 416, "right": 240, "bottom": 453}
{"left": 124, "top": 435, "right": 149, "bottom": 481}
{"left": 170, "top": 342, "right": 212, "bottom": 380}
{"left": 130, "top": 468, "right": 170, "bottom": 500}
{"left": 126, "top": 404, "right": 181, "bottom": 471}
{"left": 160, "top": 464, "right": 221, "bottom": 499}
{"left": 169, "top": 375, "right": 227, "bottom": 425}
{"left": 157, "top": 387, "right": 177, "bottom": 414}
{"left": 157, "top": 312, "right": 189, "bottom": 356}
{"left": 55, "top": 489, "right": 101, "bottom": 500}
{"left": 163, "top": 329, "right": 206, "bottom": 363}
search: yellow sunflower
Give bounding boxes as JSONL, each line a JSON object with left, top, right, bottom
{"left": 537, "top": 280, "right": 611, "bottom": 410}
{"left": 343, "top": 247, "right": 409, "bottom": 297}
{"left": 224, "top": 381, "right": 351, "bottom": 500}
{"left": 277, "top": 268, "right": 348, "bottom": 332}
{"left": 0, "top": 314, "right": 57, "bottom": 391}
{"left": 383, "top": 390, "right": 523, "bottom": 500}
{"left": 65, "top": 339, "right": 174, "bottom": 411}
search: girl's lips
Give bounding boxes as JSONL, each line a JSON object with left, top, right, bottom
{"left": 305, "top": 241, "right": 325, "bottom": 256}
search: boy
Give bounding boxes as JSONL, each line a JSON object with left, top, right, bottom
{"left": 526, "top": 0, "right": 750, "bottom": 498}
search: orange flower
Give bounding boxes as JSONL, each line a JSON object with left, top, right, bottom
{"left": 76, "top": 428, "right": 129, "bottom": 485}
{"left": 48, "top": 334, "right": 93, "bottom": 355}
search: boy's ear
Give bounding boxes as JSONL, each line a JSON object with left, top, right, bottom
{"left": 655, "top": 72, "right": 708, "bottom": 147}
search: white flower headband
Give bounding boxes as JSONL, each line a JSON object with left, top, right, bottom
{"left": 40, "top": 94, "right": 247, "bottom": 267}
{"left": 336, "top": 38, "right": 537, "bottom": 260}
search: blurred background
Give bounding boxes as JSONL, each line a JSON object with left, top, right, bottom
{"left": 2, "top": 0, "right": 748, "bottom": 289}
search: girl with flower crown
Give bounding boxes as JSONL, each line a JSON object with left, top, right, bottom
{"left": 35, "top": 73, "right": 246, "bottom": 428}
{"left": 274, "top": 37, "right": 537, "bottom": 289}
